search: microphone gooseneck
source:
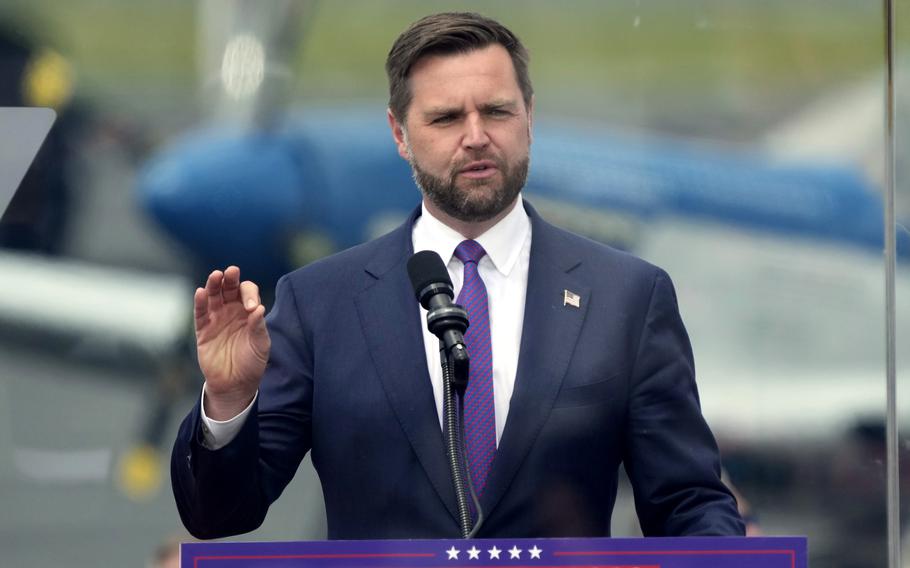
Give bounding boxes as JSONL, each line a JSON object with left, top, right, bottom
{"left": 407, "top": 251, "right": 470, "bottom": 390}
{"left": 408, "top": 250, "right": 484, "bottom": 538}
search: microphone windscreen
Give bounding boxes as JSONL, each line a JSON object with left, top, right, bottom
{"left": 407, "top": 251, "right": 451, "bottom": 296}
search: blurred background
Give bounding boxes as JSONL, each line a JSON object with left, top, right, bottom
{"left": 0, "top": 0, "right": 908, "bottom": 566}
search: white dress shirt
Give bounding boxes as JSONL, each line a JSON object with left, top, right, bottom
{"left": 200, "top": 197, "right": 532, "bottom": 450}
{"left": 412, "top": 199, "right": 531, "bottom": 445}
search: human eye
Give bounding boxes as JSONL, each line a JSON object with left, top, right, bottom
{"left": 485, "top": 107, "right": 513, "bottom": 118}
{"left": 430, "top": 113, "right": 457, "bottom": 125}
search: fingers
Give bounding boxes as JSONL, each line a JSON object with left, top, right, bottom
{"left": 204, "top": 269, "right": 225, "bottom": 311}
{"left": 202, "top": 266, "right": 248, "bottom": 308}
{"left": 222, "top": 266, "right": 241, "bottom": 302}
{"left": 195, "top": 267, "right": 262, "bottom": 324}
{"left": 239, "top": 280, "right": 261, "bottom": 311}
{"left": 193, "top": 286, "right": 209, "bottom": 324}
{"left": 195, "top": 270, "right": 222, "bottom": 334}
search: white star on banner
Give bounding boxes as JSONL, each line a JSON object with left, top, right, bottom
{"left": 467, "top": 546, "right": 480, "bottom": 560}
{"left": 529, "top": 545, "right": 543, "bottom": 559}
{"left": 508, "top": 545, "right": 522, "bottom": 559}
{"left": 446, "top": 546, "right": 460, "bottom": 560}
{"left": 488, "top": 546, "right": 501, "bottom": 559}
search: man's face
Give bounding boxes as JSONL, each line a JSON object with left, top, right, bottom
{"left": 388, "top": 44, "right": 533, "bottom": 224}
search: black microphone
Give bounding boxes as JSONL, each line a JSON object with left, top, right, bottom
{"left": 407, "top": 251, "right": 470, "bottom": 390}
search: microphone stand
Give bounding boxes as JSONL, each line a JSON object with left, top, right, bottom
{"left": 440, "top": 341, "right": 484, "bottom": 538}
{"left": 407, "top": 251, "right": 484, "bottom": 538}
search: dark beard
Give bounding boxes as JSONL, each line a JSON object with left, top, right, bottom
{"left": 411, "top": 155, "right": 529, "bottom": 223}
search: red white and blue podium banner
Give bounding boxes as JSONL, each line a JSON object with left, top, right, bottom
{"left": 181, "top": 536, "right": 807, "bottom": 567}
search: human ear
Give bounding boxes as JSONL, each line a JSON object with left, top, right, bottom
{"left": 387, "top": 108, "right": 410, "bottom": 160}
{"left": 527, "top": 95, "right": 535, "bottom": 144}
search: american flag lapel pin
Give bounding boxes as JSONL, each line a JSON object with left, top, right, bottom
{"left": 563, "top": 289, "right": 581, "bottom": 308}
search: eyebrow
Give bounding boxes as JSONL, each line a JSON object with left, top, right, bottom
{"left": 480, "top": 100, "right": 519, "bottom": 112}
{"left": 422, "top": 106, "right": 461, "bottom": 120}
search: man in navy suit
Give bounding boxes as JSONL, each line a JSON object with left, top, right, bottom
{"left": 172, "top": 12, "right": 744, "bottom": 539}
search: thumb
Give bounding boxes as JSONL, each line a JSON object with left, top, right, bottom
{"left": 247, "top": 305, "right": 270, "bottom": 351}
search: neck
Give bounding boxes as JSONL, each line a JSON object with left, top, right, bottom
{"left": 423, "top": 197, "right": 520, "bottom": 240}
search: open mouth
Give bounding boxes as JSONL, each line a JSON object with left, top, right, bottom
{"left": 459, "top": 160, "right": 498, "bottom": 177}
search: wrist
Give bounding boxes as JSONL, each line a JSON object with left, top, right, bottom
{"left": 203, "top": 385, "right": 256, "bottom": 421}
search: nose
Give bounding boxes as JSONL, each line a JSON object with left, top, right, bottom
{"left": 462, "top": 113, "right": 490, "bottom": 151}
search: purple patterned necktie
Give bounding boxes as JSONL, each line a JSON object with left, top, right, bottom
{"left": 454, "top": 239, "right": 495, "bottom": 497}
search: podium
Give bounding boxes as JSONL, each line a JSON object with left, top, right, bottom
{"left": 182, "top": 536, "right": 807, "bottom": 567}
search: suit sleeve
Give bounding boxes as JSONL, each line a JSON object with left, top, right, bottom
{"left": 622, "top": 269, "right": 745, "bottom": 536}
{"left": 171, "top": 275, "right": 314, "bottom": 539}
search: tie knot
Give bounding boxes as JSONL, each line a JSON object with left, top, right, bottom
{"left": 454, "top": 240, "right": 487, "bottom": 265}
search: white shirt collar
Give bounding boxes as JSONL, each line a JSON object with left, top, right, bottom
{"left": 412, "top": 196, "right": 530, "bottom": 276}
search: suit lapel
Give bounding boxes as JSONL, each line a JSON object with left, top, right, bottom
{"left": 480, "top": 203, "right": 590, "bottom": 519}
{"left": 353, "top": 209, "right": 460, "bottom": 523}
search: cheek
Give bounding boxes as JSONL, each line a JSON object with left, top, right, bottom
{"left": 410, "top": 135, "right": 455, "bottom": 170}
{"left": 492, "top": 123, "right": 531, "bottom": 152}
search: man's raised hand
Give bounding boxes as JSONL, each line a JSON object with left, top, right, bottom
{"left": 194, "top": 266, "right": 271, "bottom": 420}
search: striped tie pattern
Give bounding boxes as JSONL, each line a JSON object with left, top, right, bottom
{"left": 454, "top": 239, "right": 495, "bottom": 496}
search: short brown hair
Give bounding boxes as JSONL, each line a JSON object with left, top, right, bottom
{"left": 385, "top": 12, "right": 533, "bottom": 123}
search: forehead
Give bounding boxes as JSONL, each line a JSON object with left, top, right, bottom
{"left": 407, "top": 44, "right": 522, "bottom": 109}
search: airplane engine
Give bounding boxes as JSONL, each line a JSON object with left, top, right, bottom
{"left": 137, "top": 128, "right": 308, "bottom": 288}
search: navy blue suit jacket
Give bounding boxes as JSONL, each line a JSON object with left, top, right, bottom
{"left": 172, "top": 201, "right": 744, "bottom": 539}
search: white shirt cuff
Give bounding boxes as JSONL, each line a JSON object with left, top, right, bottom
{"left": 199, "top": 384, "right": 258, "bottom": 450}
